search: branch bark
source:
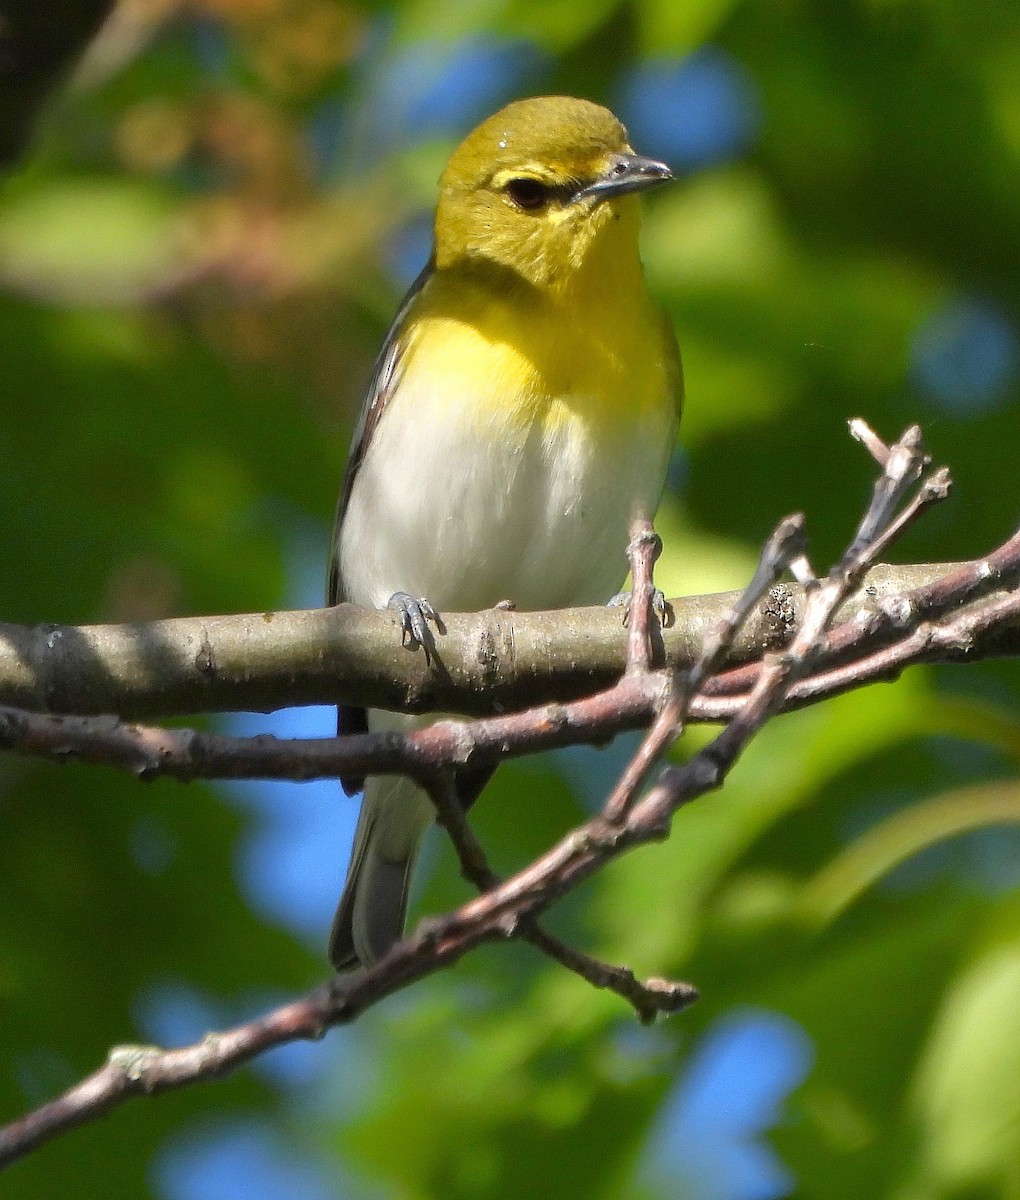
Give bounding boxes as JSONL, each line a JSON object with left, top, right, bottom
{"left": 0, "top": 0, "right": 116, "bottom": 165}
{"left": 1, "top": 422, "right": 1018, "bottom": 1170}
{"left": 0, "top": 560, "right": 1016, "bottom": 722}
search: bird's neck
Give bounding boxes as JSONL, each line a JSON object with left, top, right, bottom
{"left": 420, "top": 213, "right": 662, "bottom": 429}
{"left": 435, "top": 201, "right": 649, "bottom": 319}
{"left": 549, "top": 219, "right": 647, "bottom": 314}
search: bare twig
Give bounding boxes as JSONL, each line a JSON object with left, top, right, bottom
{"left": 520, "top": 927, "right": 697, "bottom": 1023}
{"left": 417, "top": 521, "right": 700, "bottom": 1023}
{"left": 1, "top": 422, "right": 1017, "bottom": 1169}
{"left": 624, "top": 519, "right": 663, "bottom": 673}
{"left": 637, "top": 424, "right": 947, "bottom": 829}
{"left": 423, "top": 771, "right": 499, "bottom": 891}
{"left": 0, "top": 525, "right": 1018, "bottom": 785}
{"left": 0, "top": 0, "right": 116, "bottom": 166}
{"left": 601, "top": 513, "right": 808, "bottom": 824}
{"left": 0, "top": 518, "right": 1017, "bottom": 788}
{"left": 704, "top": 523, "right": 1020, "bottom": 703}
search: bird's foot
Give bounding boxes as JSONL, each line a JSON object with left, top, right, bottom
{"left": 388, "top": 592, "right": 444, "bottom": 661}
{"left": 607, "top": 588, "right": 673, "bottom": 628}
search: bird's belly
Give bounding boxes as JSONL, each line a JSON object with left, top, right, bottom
{"left": 339, "top": 349, "right": 673, "bottom": 614}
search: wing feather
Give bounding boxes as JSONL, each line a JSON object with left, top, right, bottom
{"left": 327, "top": 258, "right": 434, "bottom": 794}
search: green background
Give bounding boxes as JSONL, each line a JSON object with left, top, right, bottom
{"left": 1, "top": 1, "right": 1019, "bottom": 1197}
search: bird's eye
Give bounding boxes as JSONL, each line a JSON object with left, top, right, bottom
{"left": 505, "top": 178, "right": 553, "bottom": 210}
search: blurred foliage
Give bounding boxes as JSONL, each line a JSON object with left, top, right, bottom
{"left": 1, "top": 1, "right": 1019, "bottom": 1198}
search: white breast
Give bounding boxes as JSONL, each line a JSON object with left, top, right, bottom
{"left": 339, "top": 370, "right": 673, "bottom": 615}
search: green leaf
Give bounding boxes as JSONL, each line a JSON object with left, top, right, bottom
{"left": 910, "top": 931, "right": 1020, "bottom": 1198}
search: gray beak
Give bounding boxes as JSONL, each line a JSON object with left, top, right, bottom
{"left": 575, "top": 152, "right": 674, "bottom": 202}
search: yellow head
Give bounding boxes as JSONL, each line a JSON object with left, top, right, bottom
{"left": 433, "top": 96, "right": 672, "bottom": 294}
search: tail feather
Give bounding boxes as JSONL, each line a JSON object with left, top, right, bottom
{"left": 329, "top": 773, "right": 434, "bottom": 971}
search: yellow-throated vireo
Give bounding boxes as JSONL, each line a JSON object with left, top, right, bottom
{"left": 328, "top": 95, "right": 681, "bottom": 970}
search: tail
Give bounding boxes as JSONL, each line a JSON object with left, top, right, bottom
{"left": 328, "top": 773, "right": 435, "bottom": 971}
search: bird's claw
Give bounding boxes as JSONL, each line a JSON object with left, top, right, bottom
{"left": 607, "top": 588, "right": 673, "bottom": 628}
{"left": 388, "top": 592, "right": 444, "bottom": 660}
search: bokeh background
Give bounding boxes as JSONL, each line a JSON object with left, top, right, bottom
{"left": 2, "top": 1, "right": 1020, "bottom": 1197}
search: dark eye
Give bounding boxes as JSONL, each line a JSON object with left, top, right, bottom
{"left": 505, "top": 177, "right": 553, "bottom": 210}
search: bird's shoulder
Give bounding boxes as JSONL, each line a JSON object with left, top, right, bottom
{"left": 326, "top": 260, "right": 434, "bottom": 605}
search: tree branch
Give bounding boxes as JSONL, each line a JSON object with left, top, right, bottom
{"left": 1, "top": 536, "right": 1017, "bottom": 786}
{"left": 1, "top": 422, "right": 1018, "bottom": 1169}
{"left": 0, "top": 0, "right": 116, "bottom": 166}
{"left": 0, "top": 560, "right": 1016, "bottom": 723}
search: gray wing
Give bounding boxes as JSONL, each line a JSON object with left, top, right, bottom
{"left": 328, "top": 258, "right": 434, "bottom": 793}
{"left": 326, "top": 258, "right": 434, "bottom": 607}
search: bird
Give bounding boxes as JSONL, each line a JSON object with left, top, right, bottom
{"left": 327, "top": 95, "right": 681, "bottom": 971}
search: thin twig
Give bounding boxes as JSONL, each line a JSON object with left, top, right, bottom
{"left": 520, "top": 927, "right": 698, "bottom": 1023}
{"left": 624, "top": 519, "right": 662, "bottom": 674}
{"left": 601, "top": 513, "right": 808, "bottom": 824}
{"left": 638, "top": 424, "right": 948, "bottom": 829}
{"left": 705, "top": 521, "right": 1020, "bottom": 701}
{"left": 1, "top": 549, "right": 1017, "bottom": 785}
{"left": 423, "top": 771, "right": 499, "bottom": 891}
{"left": 417, "top": 523, "right": 699, "bottom": 1023}
{"left": 0, "top": 422, "right": 1015, "bottom": 1170}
